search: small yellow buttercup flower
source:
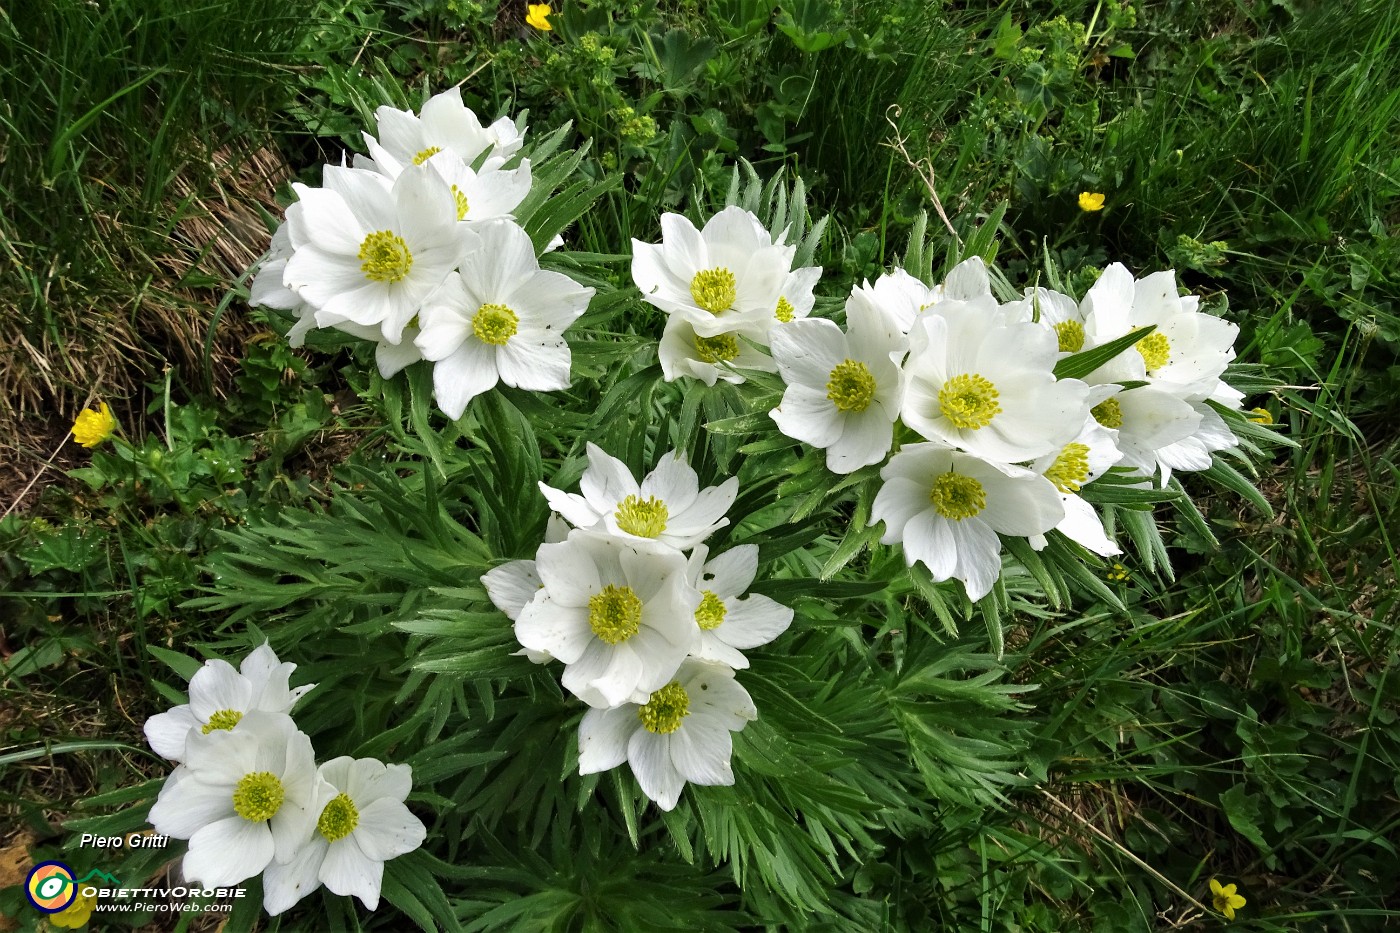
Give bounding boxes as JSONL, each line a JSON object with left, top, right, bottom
{"left": 1210, "top": 878, "right": 1247, "bottom": 921}
{"left": 1079, "top": 191, "right": 1106, "bottom": 212}
{"left": 1106, "top": 562, "right": 1130, "bottom": 582}
{"left": 526, "top": 2, "right": 553, "bottom": 30}
{"left": 1246, "top": 407, "right": 1273, "bottom": 425}
{"left": 70, "top": 402, "right": 118, "bottom": 448}
{"left": 49, "top": 887, "right": 97, "bottom": 928}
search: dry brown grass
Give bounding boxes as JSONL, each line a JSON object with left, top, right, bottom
{"left": 0, "top": 144, "right": 292, "bottom": 516}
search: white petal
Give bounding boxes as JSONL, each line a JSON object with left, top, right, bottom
{"left": 145, "top": 706, "right": 199, "bottom": 761}
{"left": 262, "top": 838, "right": 327, "bottom": 916}
{"left": 669, "top": 718, "right": 733, "bottom": 786}
{"left": 481, "top": 560, "right": 542, "bottom": 620}
{"left": 627, "top": 732, "right": 687, "bottom": 811}
{"left": 354, "top": 796, "right": 426, "bottom": 861}
{"left": 320, "top": 835, "right": 385, "bottom": 911}
{"left": 948, "top": 520, "right": 1003, "bottom": 601}
{"left": 701, "top": 545, "right": 758, "bottom": 597}
{"left": 376, "top": 337, "right": 423, "bottom": 378}
{"left": 188, "top": 660, "right": 254, "bottom": 720}
{"left": 716, "top": 595, "right": 793, "bottom": 649}
{"left": 1057, "top": 494, "right": 1121, "bottom": 556}
{"left": 771, "top": 384, "right": 843, "bottom": 449}
{"left": 515, "top": 598, "right": 592, "bottom": 664}
{"left": 184, "top": 816, "right": 274, "bottom": 887}
{"left": 578, "top": 706, "right": 637, "bottom": 774}
{"left": 148, "top": 770, "right": 234, "bottom": 839}
{"left": 433, "top": 339, "right": 499, "bottom": 419}
{"left": 497, "top": 337, "right": 571, "bottom": 392}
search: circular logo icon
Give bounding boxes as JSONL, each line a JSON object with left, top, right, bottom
{"left": 25, "top": 861, "right": 77, "bottom": 914}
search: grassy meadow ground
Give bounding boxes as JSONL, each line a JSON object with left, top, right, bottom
{"left": 2, "top": 0, "right": 1398, "bottom": 929}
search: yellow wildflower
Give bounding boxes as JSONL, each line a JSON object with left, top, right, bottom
{"left": 1210, "top": 878, "right": 1246, "bottom": 921}
{"left": 1246, "top": 407, "right": 1273, "bottom": 425}
{"left": 1078, "top": 191, "right": 1106, "bottom": 212}
{"left": 526, "top": 3, "right": 553, "bottom": 30}
{"left": 1106, "top": 562, "right": 1130, "bottom": 582}
{"left": 49, "top": 887, "right": 97, "bottom": 928}
{"left": 70, "top": 402, "right": 118, "bottom": 448}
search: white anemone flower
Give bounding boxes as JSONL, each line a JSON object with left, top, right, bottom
{"left": 685, "top": 544, "right": 794, "bottom": 669}
{"left": 148, "top": 712, "right": 318, "bottom": 888}
{"left": 850, "top": 268, "right": 935, "bottom": 341}
{"left": 144, "top": 643, "right": 314, "bottom": 762}
{"left": 870, "top": 445, "right": 1065, "bottom": 601}
{"left": 769, "top": 265, "right": 822, "bottom": 329}
{"left": 577, "top": 659, "right": 757, "bottom": 811}
{"left": 1087, "top": 384, "right": 1202, "bottom": 483}
{"left": 657, "top": 316, "right": 777, "bottom": 386}
{"left": 361, "top": 87, "right": 524, "bottom": 179}
{"left": 283, "top": 164, "right": 462, "bottom": 345}
{"left": 631, "top": 206, "right": 795, "bottom": 338}
{"left": 262, "top": 757, "right": 426, "bottom": 915}
{"left": 1029, "top": 420, "right": 1123, "bottom": 556}
{"left": 539, "top": 443, "right": 738, "bottom": 550}
{"left": 414, "top": 220, "right": 594, "bottom": 419}
{"left": 1081, "top": 263, "right": 1239, "bottom": 395}
{"left": 901, "top": 300, "right": 1091, "bottom": 463}
{"left": 515, "top": 530, "right": 700, "bottom": 708}
{"left": 1151, "top": 381, "right": 1244, "bottom": 482}
{"left": 1004, "top": 286, "right": 1085, "bottom": 350}
{"left": 419, "top": 150, "right": 532, "bottom": 225}
{"left": 769, "top": 290, "right": 905, "bottom": 474}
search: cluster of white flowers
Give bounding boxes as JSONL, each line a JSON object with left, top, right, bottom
{"left": 632, "top": 208, "right": 1248, "bottom": 601}
{"left": 250, "top": 88, "right": 594, "bottom": 419}
{"left": 144, "top": 645, "right": 424, "bottom": 915}
{"left": 482, "top": 444, "right": 794, "bottom": 810}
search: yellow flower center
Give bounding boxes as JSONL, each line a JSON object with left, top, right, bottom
{"left": 316, "top": 792, "right": 360, "bottom": 842}
{"left": 689, "top": 268, "right": 737, "bottom": 314}
{"left": 938, "top": 373, "right": 1002, "bottom": 429}
{"left": 201, "top": 709, "right": 244, "bottom": 734}
{"left": 826, "top": 359, "right": 877, "bottom": 413}
{"left": 637, "top": 681, "right": 690, "bottom": 734}
{"left": 929, "top": 473, "right": 986, "bottom": 521}
{"left": 1045, "top": 442, "right": 1091, "bottom": 494}
{"left": 1055, "top": 320, "right": 1085, "bottom": 353}
{"left": 588, "top": 584, "right": 643, "bottom": 645}
{"left": 1091, "top": 397, "right": 1123, "bottom": 429}
{"left": 1247, "top": 407, "right": 1272, "bottom": 424}
{"left": 472, "top": 303, "right": 519, "bottom": 346}
{"left": 695, "top": 591, "right": 727, "bottom": 630}
{"left": 694, "top": 332, "right": 739, "bottom": 363}
{"left": 775, "top": 296, "right": 795, "bottom": 322}
{"left": 615, "top": 494, "right": 668, "bottom": 538}
{"left": 413, "top": 146, "right": 442, "bottom": 165}
{"left": 232, "top": 771, "right": 285, "bottom": 822}
{"left": 358, "top": 230, "right": 413, "bottom": 283}
{"left": 1135, "top": 331, "right": 1171, "bottom": 371}
{"left": 451, "top": 184, "right": 470, "bottom": 221}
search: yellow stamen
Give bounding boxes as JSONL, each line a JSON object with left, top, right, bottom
{"left": 637, "top": 681, "right": 689, "bottom": 734}
{"left": 358, "top": 230, "right": 413, "bottom": 283}
{"left": 826, "top": 359, "right": 877, "bottom": 413}
{"left": 938, "top": 374, "right": 1002, "bottom": 429}
{"left": 929, "top": 473, "right": 986, "bottom": 521}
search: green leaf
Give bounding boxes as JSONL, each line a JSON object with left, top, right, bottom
{"left": 147, "top": 644, "right": 203, "bottom": 681}
{"left": 1053, "top": 326, "right": 1153, "bottom": 380}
